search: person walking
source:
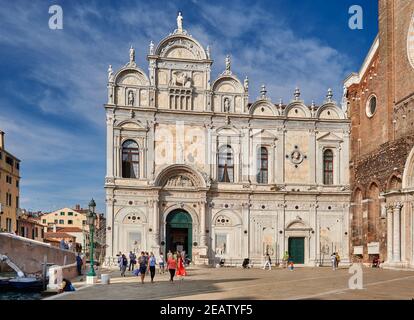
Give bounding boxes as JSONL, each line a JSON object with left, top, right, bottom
{"left": 117, "top": 251, "right": 122, "bottom": 271}
{"left": 176, "top": 252, "right": 187, "bottom": 279}
{"left": 148, "top": 252, "right": 157, "bottom": 283}
{"left": 76, "top": 253, "right": 83, "bottom": 276}
{"left": 167, "top": 250, "right": 173, "bottom": 259}
{"left": 263, "top": 253, "right": 272, "bottom": 270}
{"left": 336, "top": 252, "right": 341, "bottom": 269}
{"left": 138, "top": 251, "right": 148, "bottom": 284}
{"left": 120, "top": 254, "right": 128, "bottom": 277}
{"left": 159, "top": 253, "right": 165, "bottom": 274}
{"left": 167, "top": 253, "right": 177, "bottom": 282}
{"left": 128, "top": 251, "right": 136, "bottom": 271}
{"left": 331, "top": 252, "right": 337, "bottom": 271}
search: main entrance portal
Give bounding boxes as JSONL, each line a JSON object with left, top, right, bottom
{"left": 166, "top": 210, "right": 192, "bottom": 259}
{"left": 288, "top": 237, "right": 305, "bottom": 264}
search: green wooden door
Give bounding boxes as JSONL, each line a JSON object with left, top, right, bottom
{"left": 166, "top": 210, "right": 192, "bottom": 259}
{"left": 288, "top": 237, "right": 305, "bottom": 264}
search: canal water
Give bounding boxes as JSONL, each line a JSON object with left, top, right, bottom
{"left": 0, "top": 272, "right": 42, "bottom": 300}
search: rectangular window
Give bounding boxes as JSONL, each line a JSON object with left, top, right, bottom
{"left": 5, "top": 156, "right": 13, "bottom": 166}
{"left": 31, "top": 229, "right": 35, "bottom": 240}
{"left": 82, "top": 220, "right": 86, "bottom": 225}
{"left": 35, "top": 227, "right": 38, "bottom": 238}
{"left": 16, "top": 180, "right": 19, "bottom": 188}
{"left": 6, "top": 193, "right": 12, "bottom": 206}
{"left": 6, "top": 176, "right": 12, "bottom": 184}
{"left": 54, "top": 219, "right": 58, "bottom": 224}
{"left": 42, "top": 219, "right": 46, "bottom": 224}
{"left": 20, "top": 226, "right": 25, "bottom": 237}
{"left": 323, "top": 150, "right": 334, "bottom": 185}
{"left": 59, "top": 220, "right": 64, "bottom": 224}
{"left": 68, "top": 220, "right": 73, "bottom": 225}
{"left": 68, "top": 212, "right": 73, "bottom": 216}
{"left": 41, "top": 229, "right": 44, "bottom": 238}
{"left": 16, "top": 196, "right": 19, "bottom": 209}
{"left": 15, "top": 162, "right": 19, "bottom": 170}
{"left": 60, "top": 212, "right": 65, "bottom": 216}
{"left": 6, "top": 218, "right": 12, "bottom": 232}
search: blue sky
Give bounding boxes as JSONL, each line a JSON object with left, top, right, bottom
{"left": 0, "top": 0, "right": 378, "bottom": 213}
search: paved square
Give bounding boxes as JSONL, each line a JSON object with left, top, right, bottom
{"left": 48, "top": 266, "right": 414, "bottom": 300}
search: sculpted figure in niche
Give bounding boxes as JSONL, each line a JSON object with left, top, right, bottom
{"left": 128, "top": 90, "right": 135, "bottom": 106}
{"left": 223, "top": 98, "right": 230, "bottom": 112}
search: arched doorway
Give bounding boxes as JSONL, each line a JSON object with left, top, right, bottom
{"left": 166, "top": 210, "right": 192, "bottom": 259}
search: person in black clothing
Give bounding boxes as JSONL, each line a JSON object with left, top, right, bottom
{"left": 76, "top": 253, "right": 83, "bottom": 276}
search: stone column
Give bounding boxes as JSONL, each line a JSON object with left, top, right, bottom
{"left": 105, "top": 197, "right": 114, "bottom": 259}
{"left": 393, "top": 203, "right": 402, "bottom": 262}
{"left": 106, "top": 114, "right": 114, "bottom": 178}
{"left": 199, "top": 200, "right": 207, "bottom": 247}
{"left": 308, "top": 129, "right": 316, "bottom": 185}
{"left": 153, "top": 199, "right": 160, "bottom": 246}
{"left": 386, "top": 204, "right": 393, "bottom": 263}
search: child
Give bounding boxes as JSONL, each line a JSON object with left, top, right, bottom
{"left": 289, "top": 262, "right": 294, "bottom": 271}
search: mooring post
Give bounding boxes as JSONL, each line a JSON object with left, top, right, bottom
{"left": 42, "top": 255, "right": 47, "bottom": 291}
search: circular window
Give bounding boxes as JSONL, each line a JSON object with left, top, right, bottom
{"left": 366, "top": 95, "right": 377, "bottom": 118}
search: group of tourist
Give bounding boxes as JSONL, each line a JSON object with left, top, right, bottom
{"left": 261, "top": 251, "right": 295, "bottom": 270}
{"left": 116, "top": 250, "right": 187, "bottom": 283}
{"left": 331, "top": 252, "right": 341, "bottom": 270}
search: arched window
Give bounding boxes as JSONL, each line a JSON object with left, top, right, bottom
{"left": 323, "top": 149, "right": 334, "bottom": 185}
{"left": 122, "top": 140, "right": 139, "bottom": 178}
{"left": 218, "top": 145, "right": 234, "bottom": 183}
{"left": 257, "top": 147, "right": 268, "bottom": 184}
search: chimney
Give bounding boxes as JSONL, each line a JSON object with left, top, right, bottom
{"left": 0, "top": 130, "right": 4, "bottom": 149}
{"left": 75, "top": 204, "right": 80, "bottom": 211}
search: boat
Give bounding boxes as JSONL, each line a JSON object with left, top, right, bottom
{"left": 0, "top": 277, "right": 12, "bottom": 291}
{"left": 8, "top": 277, "right": 44, "bottom": 292}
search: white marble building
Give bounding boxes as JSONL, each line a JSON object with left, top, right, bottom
{"left": 104, "top": 13, "right": 351, "bottom": 266}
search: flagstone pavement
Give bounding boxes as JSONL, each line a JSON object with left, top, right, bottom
{"left": 46, "top": 265, "right": 414, "bottom": 300}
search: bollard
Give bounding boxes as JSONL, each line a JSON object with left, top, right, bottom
{"left": 101, "top": 274, "right": 110, "bottom": 285}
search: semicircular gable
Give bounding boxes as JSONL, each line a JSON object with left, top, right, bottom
{"left": 317, "top": 104, "right": 345, "bottom": 120}
{"left": 212, "top": 75, "right": 243, "bottom": 93}
{"left": 155, "top": 35, "right": 207, "bottom": 60}
{"left": 285, "top": 103, "right": 311, "bottom": 118}
{"left": 250, "top": 101, "right": 277, "bottom": 116}
{"left": 115, "top": 68, "right": 150, "bottom": 86}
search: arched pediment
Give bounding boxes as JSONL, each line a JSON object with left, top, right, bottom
{"left": 215, "top": 125, "right": 240, "bottom": 136}
{"left": 116, "top": 120, "right": 146, "bottom": 130}
{"left": 286, "top": 219, "right": 311, "bottom": 230}
{"left": 213, "top": 210, "right": 242, "bottom": 227}
{"left": 212, "top": 75, "right": 244, "bottom": 94}
{"left": 115, "top": 207, "right": 147, "bottom": 224}
{"left": 284, "top": 102, "right": 311, "bottom": 118}
{"left": 155, "top": 35, "right": 207, "bottom": 60}
{"left": 114, "top": 67, "right": 150, "bottom": 86}
{"left": 317, "top": 103, "right": 345, "bottom": 120}
{"left": 250, "top": 100, "right": 277, "bottom": 116}
{"left": 155, "top": 164, "right": 207, "bottom": 188}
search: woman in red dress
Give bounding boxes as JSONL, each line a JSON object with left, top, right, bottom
{"left": 176, "top": 252, "right": 187, "bottom": 278}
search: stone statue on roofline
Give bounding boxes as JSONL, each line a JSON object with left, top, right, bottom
{"left": 177, "top": 11, "right": 183, "bottom": 32}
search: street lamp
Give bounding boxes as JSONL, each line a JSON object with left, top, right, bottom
{"left": 87, "top": 199, "right": 97, "bottom": 277}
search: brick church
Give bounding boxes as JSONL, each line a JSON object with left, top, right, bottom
{"left": 345, "top": 0, "right": 414, "bottom": 268}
